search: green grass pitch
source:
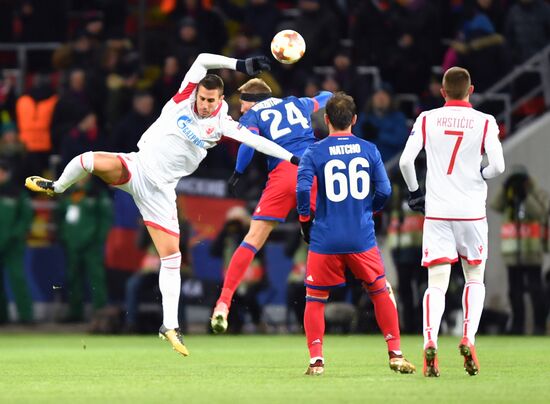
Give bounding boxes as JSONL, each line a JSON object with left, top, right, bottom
{"left": 1, "top": 334, "right": 549, "bottom": 403}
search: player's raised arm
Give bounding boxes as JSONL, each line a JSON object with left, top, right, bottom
{"left": 298, "top": 91, "right": 333, "bottom": 114}
{"left": 222, "top": 116, "right": 299, "bottom": 165}
{"left": 176, "top": 53, "right": 271, "bottom": 96}
{"left": 481, "top": 116, "right": 505, "bottom": 179}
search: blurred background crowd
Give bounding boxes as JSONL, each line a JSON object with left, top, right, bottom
{"left": 0, "top": 0, "right": 549, "bottom": 336}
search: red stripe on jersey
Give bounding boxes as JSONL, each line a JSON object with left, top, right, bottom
{"left": 211, "top": 101, "right": 223, "bottom": 117}
{"left": 173, "top": 82, "right": 197, "bottom": 104}
{"left": 481, "top": 119, "right": 488, "bottom": 154}
{"left": 247, "top": 126, "right": 260, "bottom": 134}
{"left": 312, "top": 98, "right": 320, "bottom": 112}
{"left": 143, "top": 221, "right": 180, "bottom": 237}
{"left": 421, "top": 115, "right": 426, "bottom": 149}
{"left": 425, "top": 216, "right": 486, "bottom": 221}
{"left": 444, "top": 100, "right": 472, "bottom": 108}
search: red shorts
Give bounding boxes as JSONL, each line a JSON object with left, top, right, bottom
{"left": 305, "top": 247, "right": 387, "bottom": 293}
{"left": 252, "top": 161, "right": 317, "bottom": 222}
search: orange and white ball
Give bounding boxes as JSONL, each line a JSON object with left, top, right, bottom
{"left": 270, "top": 30, "right": 306, "bottom": 64}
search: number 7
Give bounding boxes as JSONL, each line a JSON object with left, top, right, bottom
{"left": 444, "top": 130, "right": 464, "bottom": 174}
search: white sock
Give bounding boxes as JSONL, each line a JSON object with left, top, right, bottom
{"left": 159, "top": 252, "right": 181, "bottom": 329}
{"left": 54, "top": 152, "right": 94, "bottom": 193}
{"left": 423, "top": 287, "right": 445, "bottom": 349}
{"left": 462, "top": 281, "right": 485, "bottom": 344}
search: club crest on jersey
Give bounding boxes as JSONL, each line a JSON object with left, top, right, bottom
{"left": 410, "top": 130, "right": 415, "bottom": 137}
{"left": 205, "top": 126, "right": 215, "bottom": 136}
{"left": 177, "top": 115, "right": 206, "bottom": 148}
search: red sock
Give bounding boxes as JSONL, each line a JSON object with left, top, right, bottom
{"left": 304, "top": 301, "right": 325, "bottom": 360}
{"left": 370, "top": 289, "right": 401, "bottom": 352}
{"left": 217, "top": 242, "right": 257, "bottom": 308}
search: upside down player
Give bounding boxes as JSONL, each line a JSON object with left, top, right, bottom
{"left": 210, "top": 78, "right": 332, "bottom": 333}
{"left": 25, "top": 53, "right": 301, "bottom": 356}
{"left": 399, "top": 67, "right": 505, "bottom": 377}
{"left": 297, "top": 92, "right": 415, "bottom": 375}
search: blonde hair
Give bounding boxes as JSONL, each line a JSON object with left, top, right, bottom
{"left": 238, "top": 78, "right": 272, "bottom": 94}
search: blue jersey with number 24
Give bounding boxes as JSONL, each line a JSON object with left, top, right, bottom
{"left": 236, "top": 94, "right": 329, "bottom": 173}
{"left": 297, "top": 133, "right": 392, "bottom": 254}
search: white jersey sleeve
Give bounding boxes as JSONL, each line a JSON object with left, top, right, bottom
{"left": 481, "top": 116, "right": 505, "bottom": 179}
{"left": 399, "top": 112, "right": 426, "bottom": 192}
{"left": 221, "top": 115, "right": 294, "bottom": 163}
{"left": 176, "top": 53, "right": 238, "bottom": 94}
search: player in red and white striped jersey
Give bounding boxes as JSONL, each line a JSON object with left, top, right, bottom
{"left": 399, "top": 67, "right": 505, "bottom": 377}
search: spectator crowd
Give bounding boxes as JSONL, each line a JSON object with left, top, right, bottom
{"left": 0, "top": 0, "right": 549, "bottom": 334}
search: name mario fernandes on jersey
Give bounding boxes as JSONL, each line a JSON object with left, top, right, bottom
{"left": 329, "top": 143, "right": 361, "bottom": 156}
{"left": 436, "top": 116, "right": 474, "bottom": 129}
{"left": 177, "top": 115, "right": 206, "bottom": 149}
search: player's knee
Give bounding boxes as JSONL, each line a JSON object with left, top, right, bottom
{"left": 361, "top": 277, "right": 387, "bottom": 296}
{"left": 428, "top": 264, "right": 451, "bottom": 294}
{"left": 463, "top": 262, "right": 485, "bottom": 284}
{"left": 306, "top": 287, "right": 329, "bottom": 303}
{"left": 244, "top": 221, "right": 275, "bottom": 249}
{"left": 80, "top": 151, "right": 95, "bottom": 173}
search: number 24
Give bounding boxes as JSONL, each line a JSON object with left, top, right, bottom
{"left": 260, "top": 102, "right": 309, "bottom": 140}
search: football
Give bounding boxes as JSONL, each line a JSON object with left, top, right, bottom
{"left": 270, "top": 30, "right": 306, "bottom": 64}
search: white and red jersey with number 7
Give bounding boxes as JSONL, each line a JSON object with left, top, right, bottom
{"left": 400, "top": 100, "right": 504, "bottom": 219}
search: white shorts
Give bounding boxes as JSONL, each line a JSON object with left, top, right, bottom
{"left": 113, "top": 152, "right": 179, "bottom": 237}
{"left": 422, "top": 218, "right": 488, "bottom": 267}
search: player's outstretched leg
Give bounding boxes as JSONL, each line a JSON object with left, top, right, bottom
{"left": 159, "top": 325, "right": 189, "bottom": 356}
{"left": 459, "top": 337, "right": 479, "bottom": 376}
{"left": 25, "top": 152, "right": 96, "bottom": 196}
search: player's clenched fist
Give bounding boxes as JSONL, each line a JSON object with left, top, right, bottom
{"left": 236, "top": 56, "right": 271, "bottom": 76}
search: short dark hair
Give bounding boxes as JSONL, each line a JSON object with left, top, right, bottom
{"left": 198, "top": 74, "right": 224, "bottom": 93}
{"left": 442, "top": 67, "right": 471, "bottom": 100}
{"left": 325, "top": 92, "right": 356, "bottom": 130}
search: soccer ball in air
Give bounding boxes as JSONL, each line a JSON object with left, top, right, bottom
{"left": 270, "top": 30, "right": 306, "bottom": 64}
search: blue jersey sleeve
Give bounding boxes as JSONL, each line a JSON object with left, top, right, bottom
{"left": 298, "top": 91, "right": 332, "bottom": 115}
{"left": 234, "top": 112, "right": 259, "bottom": 174}
{"left": 296, "top": 146, "right": 316, "bottom": 217}
{"left": 370, "top": 147, "right": 392, "bottom": 212}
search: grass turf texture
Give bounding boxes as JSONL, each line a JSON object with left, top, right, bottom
{"left": 1, "top": 334, "right": 549, "bottom": 403}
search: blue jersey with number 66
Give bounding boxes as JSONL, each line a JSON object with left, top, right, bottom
{"left": 235, "top": 93, "right": 331, "bottom": 173}
{"left": 297, "top": 133, "right": 392, "bottom": 254}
